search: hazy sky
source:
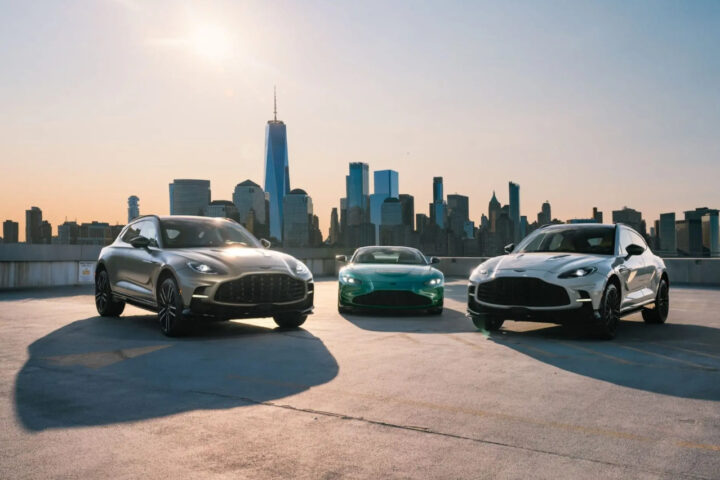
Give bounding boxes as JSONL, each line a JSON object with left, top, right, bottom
{"left": 1, "top": 0, "right": 719, "bottom": 241}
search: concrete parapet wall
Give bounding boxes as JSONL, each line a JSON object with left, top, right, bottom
{"left": 0, "top": 244, "right": 718, "bottom": 289}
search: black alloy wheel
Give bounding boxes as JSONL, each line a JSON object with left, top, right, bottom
{"left": 642, "top": 278, "right": 669, "bottom": 324}
{"left": 595, "top": 283, "right": 620, "bottom": 339}
{"left": 95, "top": 269, "right": 125, "bottom": 317}
{"left": 158, "top": 277, "right": 187, "bottom": 336}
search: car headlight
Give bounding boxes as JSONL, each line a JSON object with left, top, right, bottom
{"left": 558, "top": 266, "right": 597, "bottom": 279}
{"left": 425, "top": 277, "right": 444, "bottom": 286}
{"left": 187, "top": 261, "right": 218, "bottom": 274}
{"left": 339, "top": 273, "right": 362, "bottom": 285}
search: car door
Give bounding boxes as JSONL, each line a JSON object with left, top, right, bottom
{"left": 122, "top": 219, "right": 163, "bottom": 303}
{"left": 629, "top": 230, "right": 657, "bottom": 301}
{"left": 616, "top": 227, "right": 646, "bottom": 309}
{"left": 108, "top": 221, "right": 144, "bottom": 297}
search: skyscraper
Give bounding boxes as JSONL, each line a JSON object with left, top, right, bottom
{"left": 233, "top": 180, "right": 267, "bottom": 234}
{"left": 509, "top": 182, "right": 520, "bottom": 242}
{"left": 592, "top": 207, "right": 603, "bottom": 223}
{"left": 169, "top": 179, "right": 211, "bottom": 216}
{"left": 346, "top": 162, "right": 369, "bottom": 226}
{"left": 538, "top": 201, "right": 551, "bottom": 226}
{"left": 328, "top": 207, "right": 340, "bottom": 245}
{"left": 25, "top": 206, "right": 43, "bottom": 244}
{"left": 283, "top": 188, "right": 312, "bottom": 247}
{"left": 398, "top": 194, "right": 415, "bottom": 230}
{"left": 488, "top": 192, "right": 501, "bottom": 232}
{"left": 204, "top": 200, "right": 239, "bottom": 220}
{"left": 613, "top": 207, "right": 646, "bottom": 236}
{"left": 447, "top": 194, "right": 469, "bottom": 237}
{"left": 431, "top": 177, "right": 446, "bottom": 229}
{"left": 369, "top": 169, "right": 399, "bottom": 243}
{"left": 3, "top": 220, "right": 19, "bottom": 243}
{"left": 701, "top": 210, "right": 720, "bottom": 257}
{"left": 658, "top": 212, "right": 677, "bottom": 256}
{"left": 128, "top": 195, "right": 139, "bottom": 222}
{"left": 264, "top": 88, "right": 291, "bottom": 241}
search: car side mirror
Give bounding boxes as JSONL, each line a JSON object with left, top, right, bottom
{"left": 504, "top": 243, "right": 515, "bottom": 254}
{"left": 625, "top": 244, "right": 645, "bottom": 257}
{"left": 335, "top": 255, "right": 347, "bottom": 262}
{"left": 260, "top": 238, "right": 271, "bottom": 249}
{"left": 130, "top": 236, "right": 150, "bottom": 249}
{"left": 430, "top": 256, "right": 440, "bottom": 264}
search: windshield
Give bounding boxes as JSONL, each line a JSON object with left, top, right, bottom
{"left": 352, "top": 247, "right": 427, "bottom": 265}
{"left": 160, "top": 218, "right": 261, "bottom": 249}
{"left": 517, "top": 227, "right": 615, "bottom": 255}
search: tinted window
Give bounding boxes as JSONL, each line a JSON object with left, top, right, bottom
{"left": 160, "top": 218, "right": 260, "bottom": 249}
{"left": 618, "top": 228, "right": 633, "bottom": 253}
{"left": 517, "top": 227, "right": 615, "bottom": 255}
{"left": 352, "top": 247, "right": 427, "bottom": 265}
{"left": 630, "top": 231, "right": 647, "bottom": 249}
{"left": 139, "top": 221, "right": 159, "bottom": 247}
{"left": 121, "top": 221, "right": 144, "bottom": 243}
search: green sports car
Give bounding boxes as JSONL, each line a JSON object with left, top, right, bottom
{"left": 336, "top": 246, "right": 444, "bottom": 314}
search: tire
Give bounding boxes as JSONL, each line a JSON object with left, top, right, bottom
{"left": 471, "top": 314, "right": 504, "bottom": 331}
{"left": 594, "top": 282, "right": 620, "bottom": 339}
{"left": 273, "top": 312, "right": 307, "bottom": 329}
{"left": 428, "top": 307, "right": 443, "bottom": 315}
{"left": 95, "top": 269, "right": 125, "bottom": 317}
{"left": 642, "top": 278, "right": 669, "bottom": 324}
{"left": 157, "top": 277, "right": 188, "bottom": 337}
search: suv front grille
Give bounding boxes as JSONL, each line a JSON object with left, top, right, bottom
{"left": 475, "top": 277, "right": 569, "bottom": 307}
{"left": 215, "top": 274, "right": 307, "bottom": 304}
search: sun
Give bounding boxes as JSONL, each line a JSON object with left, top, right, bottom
{"left": 190, "top": 25, "right": 233, "bottom": 61}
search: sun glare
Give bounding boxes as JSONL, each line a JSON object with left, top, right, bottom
{"left": 190, "top": 25, "right": 233, "bottom": 61}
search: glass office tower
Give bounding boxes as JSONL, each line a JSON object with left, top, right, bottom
{"left": 509, "top": 181, "right": 520, "bottom": 242}
{"left": 264, "top": 91, "right": 290, "bottom": 240}
{"left": 346, "top": 162, "right": 369, "bottom": 226}
{"left": 370, "top": 169, "right": 399, "bottom": 243}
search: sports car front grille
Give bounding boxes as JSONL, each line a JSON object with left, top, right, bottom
{"left": 214, "top": 274, "right": 307, "bottom": 304}
{"left": 353, "top": 290, "right": 432, "bottom": 307}
{"left": 475, "top": 277, "right": 570, "bottom": 307}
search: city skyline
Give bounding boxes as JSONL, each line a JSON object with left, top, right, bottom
{"left": 2, "top": 1, "right": 720, "bottom": 240}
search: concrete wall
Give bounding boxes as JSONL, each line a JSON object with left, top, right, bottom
{"left": 1, "top": 244, "right": 718, "bottom": 289}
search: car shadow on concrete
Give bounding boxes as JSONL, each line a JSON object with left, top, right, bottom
{"left": 339, "top": 306, "right": 476, "bottom": 334}
{"left": 14, "top": 314, "right": 339, "bottom": 431}
{"left": 482, "top": 318, "right": 720, "bottom": 401}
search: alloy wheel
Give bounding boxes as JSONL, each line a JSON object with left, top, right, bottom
{"left": 95, "top": 271, "right": 109, "bottom": 311}
{"left": 158, "top": 281, "right": 177, "bottom": 333}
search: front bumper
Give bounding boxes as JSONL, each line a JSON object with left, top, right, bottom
{"left": 467, "top": 294, "right": 599, "bottom": 324}
{"left": 186, "top": 292, "right": 314, "bottom": 319}
{"left": 466, "top": 273, "right": 605, "bottom": 324}
{"left": 182, "top": 275, "right": 314, "bottom": 320}
{"left": 339, "top": 282, "right": 443, "bottom": 310}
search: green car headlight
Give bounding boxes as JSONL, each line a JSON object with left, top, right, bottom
{"left": 340, "top": 273, "right": 363, "bottom": 285}
{"left": 425, "top": 277, "right": 444, "bottom": 287}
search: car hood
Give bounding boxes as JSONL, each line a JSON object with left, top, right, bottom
{"left": 168, "top": 247, "right": 301, "bottom": 274}
{"left": 345, "top": 263, "right": 439, "bottom": 279}
{"left": 488, "top": 252, "right": 607, "bottom": 274}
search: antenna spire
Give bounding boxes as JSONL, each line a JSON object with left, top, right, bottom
{"left": 273, "top": 86, "right": 277, "bottom": 121}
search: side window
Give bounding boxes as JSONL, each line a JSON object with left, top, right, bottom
{"left": 630, "top": 231, "right": 647, "bottom": 249}
{"left": 139, "top": 221, "right": 160, "bottom": 247}
{"left": 121, "top": 221, "right": 144, "bottom": 243}
{"left": 618, "top": 228, "right": 633, "bottom": 254}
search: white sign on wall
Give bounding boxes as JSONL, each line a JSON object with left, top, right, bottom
{"left": 78, "top": 262, "right": 95, "bottom": 284}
